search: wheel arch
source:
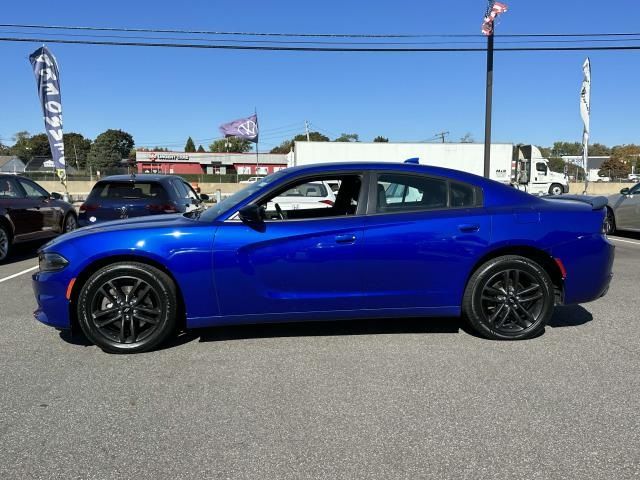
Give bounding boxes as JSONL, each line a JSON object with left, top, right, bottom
{"left": 466, "top": 245, "right": 565, "bottom": 303}
{"left": 68, "top": 254, "right": 187, "bottom": 333}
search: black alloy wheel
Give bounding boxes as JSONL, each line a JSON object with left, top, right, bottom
{"left": 548, "top": 184, "right": 564, "bottom": 196}
{"left": 77, "top": 262, "right": 177, "bottom": 353}
{"left": 463, "top": 255, "right": 554, "bottom": 340}
{"left": 63, "top": 214, "right": 77, "bottom": 233}
{"left": 0, "top": 224, "right": 10, "bottom": 263}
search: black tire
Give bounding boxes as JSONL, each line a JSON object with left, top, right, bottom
{"left": 77, "top": 262, "right": 177, "bottom": 353}
{"left": 63, "top": 213, "right": 78, "bottom": 233}
{"left": 462, "top": 255, "right": 555, "bottom": 340}
{"left": 0, "top": 223, "right": 11, "bottom": 263}
{"left": 548, "top": 183, "right": 564, "bottom": 196}
{"left": 604, "top": 208, "right": 616, "bottom": 235}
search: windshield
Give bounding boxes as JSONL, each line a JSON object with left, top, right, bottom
{"left": 193, "top": 170, "right": 289, "bottom": 221}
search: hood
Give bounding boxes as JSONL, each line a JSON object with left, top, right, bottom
{"left": 42, "top": 214, "right": 194, "bottom": 249}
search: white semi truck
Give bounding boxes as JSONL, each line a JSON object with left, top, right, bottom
{"left": 289, "top": 142, "right": 569, "bottom": 196}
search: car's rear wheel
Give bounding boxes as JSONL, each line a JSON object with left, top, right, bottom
{"left": 463, "top": 255, "right": 555, "bottom": 340}
{"left": 548, "top": 183, "right": 564, "bottom": 196}
{"left": 604, "top": 208, "right": 616, "bottom": 235}
{"left": 77, "top": 262, "right": 177, "bottom": 353}
{"left": 63, "top": 213, "right": 77, "bottom": 233}
{"left": 0, "top": 224, "right": 11, "bottom": 263}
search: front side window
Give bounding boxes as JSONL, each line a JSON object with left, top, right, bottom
{"left": 0, "top": 177, "right": 24, "bottom": 199}
{"left": 17, "top": 178, "right": 48, "bottom": 199}
{"left": 377, "top": 174, "right": 447, "bottom": 213}
{"left": 258, "top": 174, "right": 362, "bottom": 221}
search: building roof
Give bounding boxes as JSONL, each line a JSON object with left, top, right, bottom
{"left": 0, "top": 156, "right": 23, "bottom": 168}
{"left": 562, "top": 155, "right": 610, "bottom": 170}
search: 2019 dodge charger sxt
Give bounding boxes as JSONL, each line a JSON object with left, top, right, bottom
{"left": 33, "top": 162, "right": 614, "bottom": 353}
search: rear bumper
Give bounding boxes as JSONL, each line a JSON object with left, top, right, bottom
{"left": 552, "top": 234, "right": 615, "bottom": 305}
{"left": 32, "top": 271, "right": 72, "bottom": 329}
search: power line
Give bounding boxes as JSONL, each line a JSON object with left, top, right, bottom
{"left": 4, "top": 23, "right": 640, "bottom": 39}
{"left": 3, "top": 36, "right": 640, "bottom": 52}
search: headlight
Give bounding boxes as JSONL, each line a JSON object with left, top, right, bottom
{"left": 39, "top": 252, "right": 69, "bottom": 272}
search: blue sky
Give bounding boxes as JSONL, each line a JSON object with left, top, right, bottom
{"left": 1, "top": 0, "right": 639, "bottom": 151}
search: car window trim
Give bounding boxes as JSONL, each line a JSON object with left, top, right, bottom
{"left": 366, "top": 171, "right": 484, "bottom": 216}
{"left": 223, "top": 170, "right": 370, "bottom": 223}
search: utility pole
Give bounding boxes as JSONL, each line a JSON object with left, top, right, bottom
{"left": 483, "top": 30, "right": 494, "bottom": 179}
{"left": 435, "top": 131, "right": 449, "bottom": 143}
{"left": 305, "top": 120, "right": 311, "bottom": 141}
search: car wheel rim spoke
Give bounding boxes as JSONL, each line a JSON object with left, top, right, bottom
{"left": 481, "top": 268, "right": 546, "bottom": 334}
{"left": 0, "top": 231, "right": 7, "bottom": 259}
{"left": 89, "top": 275, "right": 163, "bottom": 344}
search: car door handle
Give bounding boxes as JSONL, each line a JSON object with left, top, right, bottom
{"left": 335, "top": 234, "right": 357, "bottom": 244}
{"left": 458, "top": 224, "right": 480, "bottom": 233}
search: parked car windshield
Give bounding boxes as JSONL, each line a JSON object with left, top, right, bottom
{"left": 88, "top": 181, "right": 169, "bottom": 201}
{"left": 193, "top": 170, "right": 289, "bottom": 221}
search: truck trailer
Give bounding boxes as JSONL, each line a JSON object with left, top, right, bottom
{"left": 289, "top": 142, "right": 568, "bottom": 196}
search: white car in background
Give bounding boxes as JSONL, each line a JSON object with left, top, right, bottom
{"left": 240, "top": 176, "right": 265, "bottom": 184}
{"left": 268, "top": 181, "right": 336, "bottom": 211}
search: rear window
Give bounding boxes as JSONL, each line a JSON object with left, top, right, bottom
{"left": 88, "top": 182, "right": 169, "bottom": 201}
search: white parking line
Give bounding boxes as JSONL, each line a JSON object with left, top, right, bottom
{"left": 0, "top": 265, "right": 38, "bottom": 284}
{"left": 609, "top": 237, "right": 640, "bottom": 246}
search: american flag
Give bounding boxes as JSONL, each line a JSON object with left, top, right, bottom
{"left": 482, "top": 1, "right": 508, "bottom": 36}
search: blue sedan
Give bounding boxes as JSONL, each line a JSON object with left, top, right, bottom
{"left": 33, "top": 162, "right": 614, "bottom": 353}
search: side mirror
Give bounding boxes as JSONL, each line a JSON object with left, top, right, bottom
{"left": 50, "top": 192, "right": 62, "bottom": 200}
{"left": 238, "top": 204, "right": 263, "bottom": 223}
{"left": 620, "top": 188, "right": 631, "bottom": 195}
{"left": 199, "top": 193, "right": 209, "bottom": 202}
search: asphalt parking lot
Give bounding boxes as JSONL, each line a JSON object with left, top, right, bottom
{"left": 1, "top": 236, "right": 639, "bottom": 479}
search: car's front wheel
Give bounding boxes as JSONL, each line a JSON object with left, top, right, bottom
{"left": 77, "top": 262, "right": 177, "bottom": 353}
{"left": 63, "top": 213, "right": 77, "bottom": 233}
{"left": 548, "top": 183, "right": 564, "bottom": 196}
{"left": 462, "top": 255, "right": 555, "bottom": 340}
{"left": 604, "top": 208, "right": 616, "bottom": 235}
{"left": 0, "top": 224, "right": 11, "bottom": 263}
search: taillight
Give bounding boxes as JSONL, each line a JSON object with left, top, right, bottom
{"left": 79, "top": 203, "right": 99, "bottom": 213}
{"left": 147, "top": 204, "right": 178, "bottom": 213}
{"left": 319, "top": 200, "right": 334, "bottom": 206}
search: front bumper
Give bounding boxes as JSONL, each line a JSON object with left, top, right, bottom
{"left": 32, "top": 271, "right": 73, "bottom": 329}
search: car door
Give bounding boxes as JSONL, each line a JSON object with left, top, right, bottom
{"left": 0, "top": 176, "right": 43, "bottom": 241}
{"left": 360, "top": 172, "right": 491, "bottom": 310}
{"left": 16, "top": 177, "right": 61, "bottom": 234}
{"left": 615, "top": 183, "right": 640, "bottom": 230}
{"left": 213, "top": 173, "right": 367, "bottom": 316}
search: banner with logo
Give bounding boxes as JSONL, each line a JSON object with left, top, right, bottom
{"left": 580, "top": 57, "right": 591, "bottom": 191}
{"left": 29, "top": 46, "right": 66, "bottom": 185}
{"left": 219, "top": 114, "right": 259, "bottom": 143}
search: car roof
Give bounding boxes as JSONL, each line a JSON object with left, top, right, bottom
{"left": 97, "top": 174, "right": 176, "bottom": 183}
{"left": 285, "top": 162, "right": 486, "bottom": 184}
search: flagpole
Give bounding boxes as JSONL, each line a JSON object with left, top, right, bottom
{"left": 255, "top": 108, "right": 259, "bottom": 175}
{"left": 483, "top": 29, "right": 494, "bottom": 179}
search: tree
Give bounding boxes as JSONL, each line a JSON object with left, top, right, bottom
{"left": 197, "top": 145, "right": 205, "bottom": 153}
{"left": 9, "top": 131, "right": 32, "bottom": 161}
{"left": 599, "top": 156, "right": 631, "bottom": 179}
{"left": 209, "top": 137, "right": 252, "bottom": 153}
{"left": 373, "top": 136, "right": 389, "bottom": 143}
{"left": 270, "top": 131, "right": 330, "bottom": 154}
{"left": 28, "top": 133, "right": 52, "bottom": 157}
{"left": 87, "top": 129, "right": 135, "bottom": 171}
{"left": 0, "top": 141, "right": 8, "bottom": 156}
{"left": 64, "top": 133, "right": 92, "bottom": 170}
{"left": 460, "top": 132, "right": 474, "bottom": 143}
{"left": 184, "top": 136, "right": 196, "bottom": 152}
{"left": 590, "top": 143, "right": 611, "bottom": 156}
{"left": 547, "top": 157, "right": 567, "bottom": 173}
{"left": 334, "top": 133, "right": 359, "bottom": 142}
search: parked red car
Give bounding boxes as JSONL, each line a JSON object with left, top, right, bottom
{"left": 0, "top": 174, "right": 77, "bottom": 262}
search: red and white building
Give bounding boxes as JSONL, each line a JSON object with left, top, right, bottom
{"left": 135, "top": 151, "right": 289, "bottom": 176}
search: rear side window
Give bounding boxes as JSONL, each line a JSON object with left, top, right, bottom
{"left": 377, "top": 174, "right": 448, "bottom": 213}
{"left": 0, "top": 177, "right": 24, "bottom": 199}
{"left": 89, "top": 182, "right": 168, "bottom": 201}
{"left": 376, "top": 174, "right": 481, "bottom": 213}
{"left": 17, "top": 178, "right": 49, "bottom": 198}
